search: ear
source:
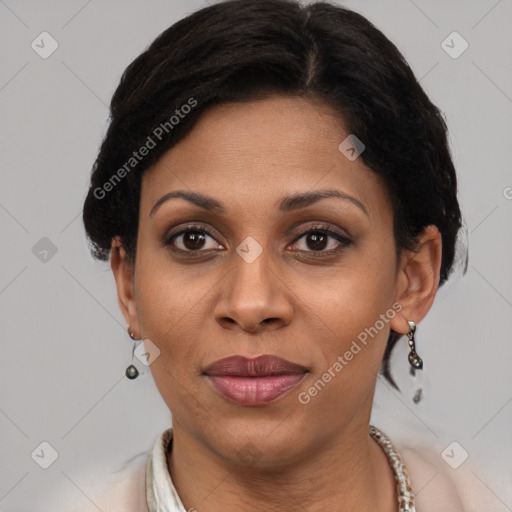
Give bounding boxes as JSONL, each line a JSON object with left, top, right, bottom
{"left": 110, "top": 236, "right": 141, "bottom": 338}
{"left": 390, "top": 225, "right": 442, "bottom": 335}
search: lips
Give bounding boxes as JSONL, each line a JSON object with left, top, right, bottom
{"left": 204, "top": 355, "right": 308, "bottom": 406}
{"left": 204, "top": 354, "right": 308, "bottom": 377}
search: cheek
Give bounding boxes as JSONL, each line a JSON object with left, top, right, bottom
{"left": 133, "top": 251, "right": 211, "bottom": 376}
{"left": 301, "top": 294, "right": 394, "bottom": 421}
{"left": 134, "top": 264, "right": 206, "bottom": 416}
{"left": 306, "top": 243, "right": 397, "bottom": 379}
{"left": 133, "top": 255, "right": 182, "bottom": 359}
{"left": 316, "top": 249, "right": 395, "bottom": 331}
{"left": 134, "top": 240, "right": 187, "bottom": 327}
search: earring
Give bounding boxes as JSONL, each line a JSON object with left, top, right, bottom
{"left": 407, "top": 320, "right": 423, "bottom": 370}
{"left": 125, "top": 325, "right": 139, "bottom": 379}
{"left": 406, "top": 320, "right": 429, "bottom": 405}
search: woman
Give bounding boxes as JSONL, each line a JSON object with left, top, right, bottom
{"left": 79, "top": 0, "right": 481, "bottom": 510}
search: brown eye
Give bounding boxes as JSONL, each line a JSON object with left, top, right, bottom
{"left": 180, "top": 231, "right": 207, "bottom": 250}
{"left": 165, "top": 225, "right": 223, "bottom": 253}
{"left": 290, "top": 226, "right": 353, "bottom": 254}
{"left": 304, "top": 231, "right": 329, "bottom": 251}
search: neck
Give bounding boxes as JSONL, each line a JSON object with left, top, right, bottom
{"left": 167, "top": 415, "right": 397, "bottom": 512}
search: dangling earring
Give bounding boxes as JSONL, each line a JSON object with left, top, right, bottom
{"left": 125, "top": 325, "right": 139, "bottom": 379}
{"left": 406, "top": 320, "right": 428, "bottom": 404}
{"left": 407, "top": 320, "right": 423, "bottom": 370}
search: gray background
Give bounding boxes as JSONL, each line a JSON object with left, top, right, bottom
{"left": 0, "top": 0, "right": 511, "bottom": 510}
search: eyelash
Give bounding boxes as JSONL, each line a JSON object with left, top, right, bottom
{"left": 164, "top": 223, "right": 353, "bottom": 257}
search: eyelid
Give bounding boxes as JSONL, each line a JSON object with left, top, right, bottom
{"left": 289, "top": 222, "right": 352, "bottom": 242}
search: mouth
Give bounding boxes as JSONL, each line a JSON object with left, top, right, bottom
{"left": 203, "top": 354, "right": 308, "bottom": 406}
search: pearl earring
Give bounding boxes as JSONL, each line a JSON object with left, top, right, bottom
{"left": 125, "top": 325, "right": 139, "bottom": 379}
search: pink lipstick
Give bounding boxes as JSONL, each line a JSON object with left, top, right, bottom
{"left": 204, "top": 354, "right": 307, "bottom": 406}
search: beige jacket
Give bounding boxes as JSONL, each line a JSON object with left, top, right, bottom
{"left": 68, "top": 427, "right": 505, "bottom": 512}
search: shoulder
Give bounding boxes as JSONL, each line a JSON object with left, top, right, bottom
{"left": 398, "top": 443, "right": 501, "bottom": 512}
{"left": 69, "top": 453, "right": 149, "bottom": 512}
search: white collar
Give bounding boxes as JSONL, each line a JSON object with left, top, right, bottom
{"left": 146, "top": 428, "right": 187, "bottom": 512}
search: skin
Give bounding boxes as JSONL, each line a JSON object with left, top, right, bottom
{"left": 111, "top": 95, "right": 442, "bottom": 512}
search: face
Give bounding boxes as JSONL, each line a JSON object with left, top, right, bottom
{"left": 113, "top": 95, "right": 438, "bottom": 468}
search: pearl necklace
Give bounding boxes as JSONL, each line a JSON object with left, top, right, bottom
{"left": 369, "top": 425, "right": 416, "bottom": 511}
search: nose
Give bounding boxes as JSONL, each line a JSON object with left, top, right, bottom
{"left": 214, "top": 246, "right": 293, "bottom": 333}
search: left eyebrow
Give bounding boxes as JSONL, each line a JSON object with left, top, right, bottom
{"left": 149, "top": 191, "right": 226, "bottom": 217}
{"left": 278, "top": 189, "right": 368, "bottom": 217}
{"left": 149, "top": 188, "right": 368, "bottom": 218}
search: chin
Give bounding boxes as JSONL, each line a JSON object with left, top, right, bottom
{"left": 206, "top": 418, "right": 312, "bottom": 468}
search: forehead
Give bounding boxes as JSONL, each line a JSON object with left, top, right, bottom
{"left": 140, "top": 96, "right": 389, "bottom": 221}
